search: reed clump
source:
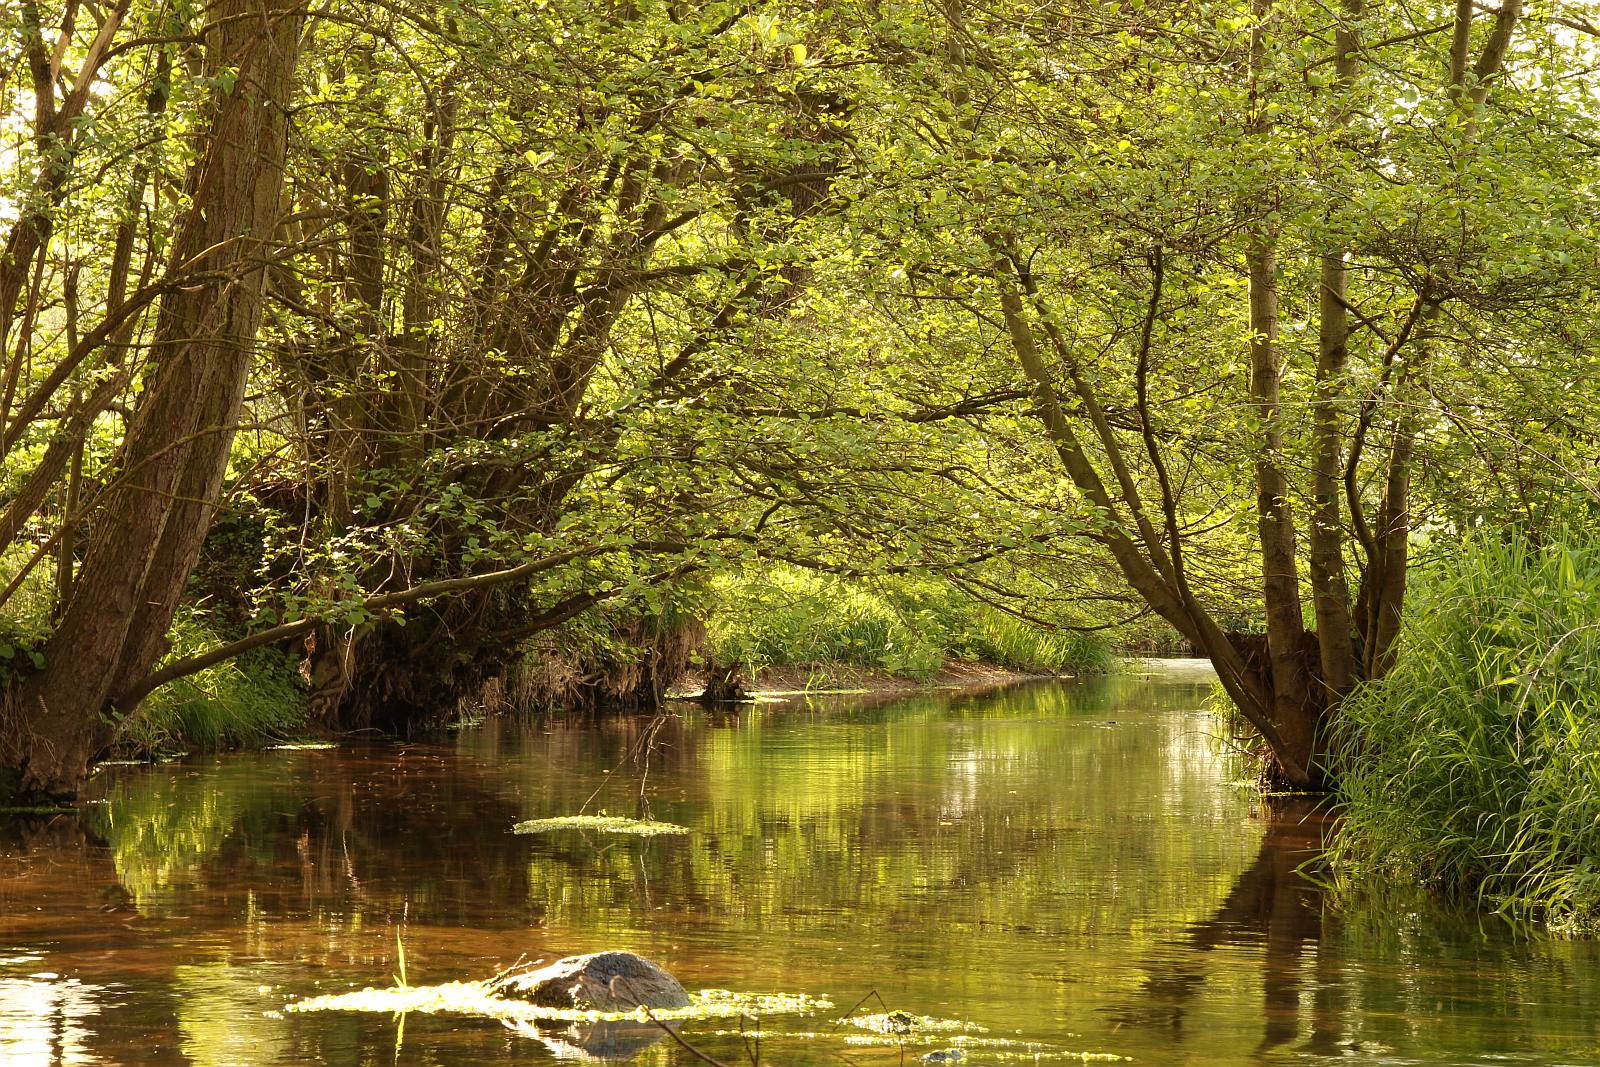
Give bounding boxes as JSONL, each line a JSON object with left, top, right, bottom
{"left": 1331, "top": 532, "right": 1600, "bottom": 933}
{"left": 117, "top": 609, "right": 308, "bottom": 754}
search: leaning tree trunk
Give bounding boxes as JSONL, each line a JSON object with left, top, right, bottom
{"left": 4, "top": 0, "right": 304, "bottom": 799}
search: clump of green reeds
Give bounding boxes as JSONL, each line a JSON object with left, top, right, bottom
{"left": 1330, "top": 531, "right": 1600, "bottom": 933}
{"left": 116, "top": 608, "right": 309, "bottom": 754}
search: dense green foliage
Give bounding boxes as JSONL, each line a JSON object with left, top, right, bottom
{"left": 1332, "top": 532, "right": 1600, "bottom": 932}
{"left": 0, "top": 0, "right": 1598, "bottom": 876}
{"left": 708, "top": 568, "right": 1113, "bottom": 679}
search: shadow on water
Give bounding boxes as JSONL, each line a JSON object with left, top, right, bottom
{"left": 1111, "top": 791, "right": 1600, "bottom": 1065}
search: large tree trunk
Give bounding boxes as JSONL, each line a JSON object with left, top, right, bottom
{"left": 4, "top": 0, "right": 304, "bottom": 799}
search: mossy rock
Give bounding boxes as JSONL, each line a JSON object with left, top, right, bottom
{"left": 501, "top": 952, "right": 689, "bottom": 1012}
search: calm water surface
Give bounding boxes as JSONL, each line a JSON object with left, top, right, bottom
{"left": 3, "top": 662, "right": 1599, "bottom": 1065}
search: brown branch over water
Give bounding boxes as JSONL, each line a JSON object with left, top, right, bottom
{"left": 114, "top": 547, "right": 595, "bottom": 708}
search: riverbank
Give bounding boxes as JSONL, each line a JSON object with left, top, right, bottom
{"left": 675, "top": 660, "right": 1066, "bottom": 701}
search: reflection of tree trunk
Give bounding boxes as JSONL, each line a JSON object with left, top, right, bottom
{"left": 0, "top": 813, "right": 133, "bottom": 913}
{"left": 1121, "top": 800, "right": 1340, "bottom": 1053}
{"left": 698, "top": 659, "right": 746, "bottom": 704}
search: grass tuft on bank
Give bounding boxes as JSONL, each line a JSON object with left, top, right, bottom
{"left": 1331, "top": 532, "right": 1600, "bottom": 933}
{"left": 116, "top": 610, "right": 309, "bottom": 755}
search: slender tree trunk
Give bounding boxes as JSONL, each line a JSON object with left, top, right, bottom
{"left": 1363, "top": 382, "right": 1417, "bottom": 678}
{"left": 992, "top": 258, "right": 1309, "bottom": 785}
{"left": 1311, "top": 250, "right": 1357, "bottom": 696}
{"left": 1248, "top": 239, "right": 1316, "bottom": 776}
{"left": 1309, "top": 1, "right": 1362, "bottom": 700}
{"left": 1246, "top": 0, "right": 1317, "bottom": 779}
{"left": 5, "top": 0, "right": 305, "bottom": 799}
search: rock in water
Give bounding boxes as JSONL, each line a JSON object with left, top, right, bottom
{"left": 503, "top": 952, "right": 690, "bottom": 1012}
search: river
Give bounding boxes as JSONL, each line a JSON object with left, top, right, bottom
{"left": 2, "top": 661, "right": 1598, "bottom": 1064}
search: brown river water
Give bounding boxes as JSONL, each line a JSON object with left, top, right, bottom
{"left": 2, "top": 661, "right": 1599, "bottom": 1065}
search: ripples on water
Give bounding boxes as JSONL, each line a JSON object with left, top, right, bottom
{"left": 2, "top": 661, "right": 1598, "bottom": 1065}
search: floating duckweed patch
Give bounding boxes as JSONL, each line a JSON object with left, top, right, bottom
{"left": 286, "top": 982, "right": 828, "bottom": 1027}
{"left": 710, "top": 1027, "right": 1127, "bottom": 1062}
{"left": 690, "top": 989, "right": 831, "bottom": 1016}
{"left": 844, "top": 1036, "right": 1128, "bottom": 1063}
{"left": 823, "top": 1012, "right": 1128, "bottom": 1062}
{"left": 511, "top": 815, "right": 689, "bottom": 836}
{"left": 978, "top": 1053, "right": 1131, "bottom": 1063}
{"left": 848, "top": 1011, "right": 988, "bottom": 1035}
{"left": 286, "top": 976, "right": 1119, "bottom": 1061}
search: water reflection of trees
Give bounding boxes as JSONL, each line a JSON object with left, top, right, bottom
{"left": 1117, "top": 800, "right": 1337, "bottom": 1053}
{"left": 507, "top": 676, "right": 1254, "bottom": 948}
{"left": 87, "top": 749, "right": 535, "bottom": 923}
{"left": 0, "top": 815, "right": 190, "bottom": 1065}
{"left": 1120, "top": 800, "right": 1600, "bottom": 1061}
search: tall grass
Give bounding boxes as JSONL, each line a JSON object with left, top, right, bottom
{"left": 116, "top": 609, "right": 309, "bottom": 754}
{"left": 1330, "top": 532, "right": 1600, "bottom": 933}
{"left": 707, "top": 568, "right": 1112, "bottom": 680}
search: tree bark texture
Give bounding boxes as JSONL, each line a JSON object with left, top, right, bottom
{"left": 5, "top": 0, "right": 305, "bottom": 798}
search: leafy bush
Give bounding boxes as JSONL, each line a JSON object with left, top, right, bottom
{"left": 0, "top": 543, "right": 53, "bottom": 685}
{"left": 708, "top": 568, "right": 944, "bottom": 676}
{"left": 1331, "top": 531, "right": 1600, "bottom": 932}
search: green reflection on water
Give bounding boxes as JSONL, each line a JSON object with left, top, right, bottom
{"left": 0, "top": 666, "right": 1596, "bottom": 1065}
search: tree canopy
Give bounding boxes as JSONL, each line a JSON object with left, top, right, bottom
{"left": 2, "top": 0, "right": 1598, "bottom": 795}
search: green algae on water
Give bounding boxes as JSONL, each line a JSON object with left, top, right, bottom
{"left": 512, "top": 814, "right": 689, "bottom": 836}
{"left": 286, "top": 982, "right": 829, "bottom": 1025}
{"left": 830, "top": 1012, "right": 1131, "bottom": 1062}
{"left": 287, "top": 983, "right": 1127, "bottom": 1062}
{"left": 848, "top": 1012, "right": 987, "bottom": 1035}
{"left": 712, "top": 1025, "right": 1130, "bottom": 1062}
